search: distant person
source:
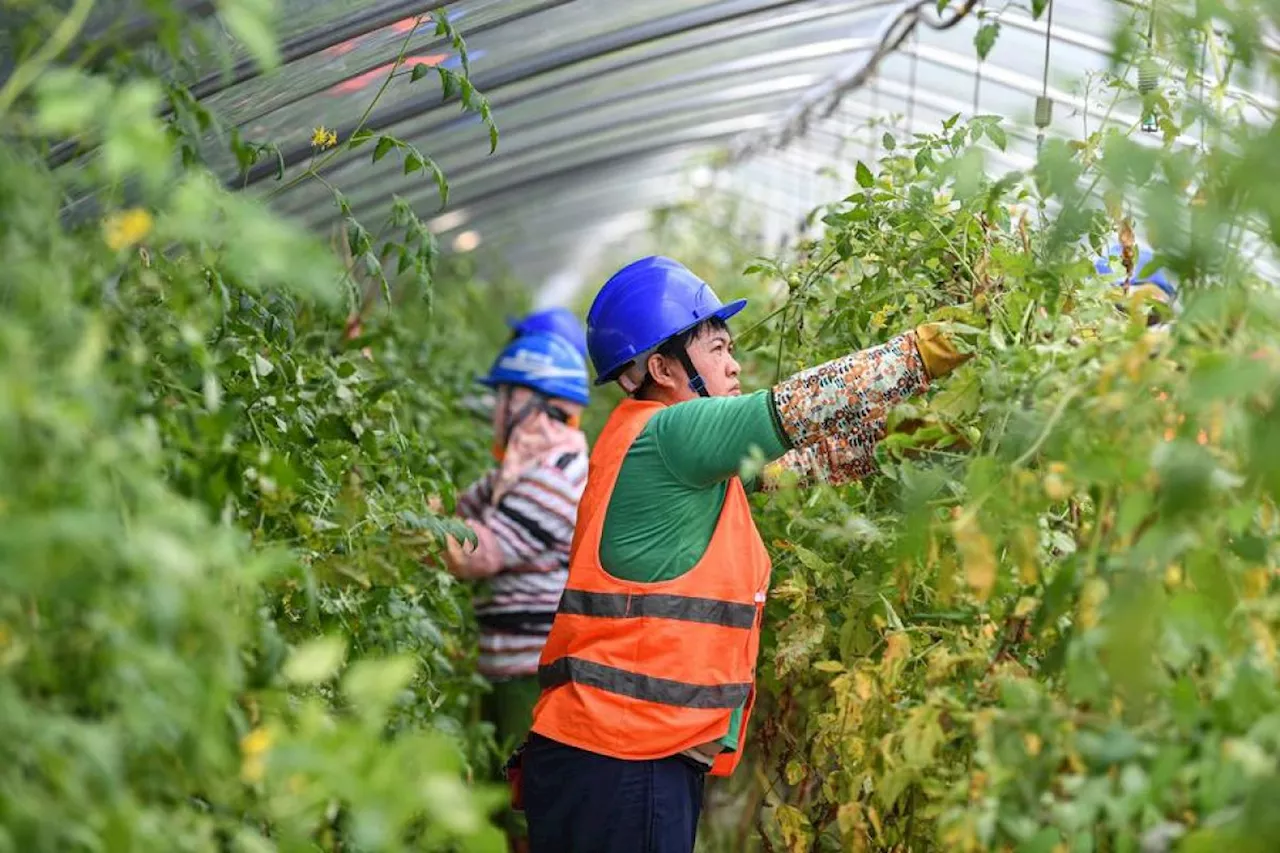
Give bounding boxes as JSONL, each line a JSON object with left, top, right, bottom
{"left": 437, "top": 330, "right": 590, "bottom": 853}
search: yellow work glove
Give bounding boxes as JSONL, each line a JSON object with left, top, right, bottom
{"left": 914, "top": 322, "right": 974, "bottom": 379}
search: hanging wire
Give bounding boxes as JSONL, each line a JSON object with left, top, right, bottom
{"left": 1197, "top": 28, "right": 1208, "bottom": 151}
{"left": 1033, "top": 0, "right": 1055, "bottom": 150}
{"left": 906, "top": 28, "right": 919, "bottom": 135}
{"left": 973, "top": 1, "right": 985, "bottom": 114}
{"left": 725, "top": 0, "right": 981, "bottom": 164}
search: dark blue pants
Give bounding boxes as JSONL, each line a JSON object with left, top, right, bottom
{"left": 522, "top": 733, "right": 707, "bottom": 853}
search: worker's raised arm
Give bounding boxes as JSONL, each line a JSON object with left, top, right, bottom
{"left": 644, "top": 391, "right": 789, "bottom": 489}
{"left": 654, "top": 325, "right": 966, "bottom": 489}
{"left": 753, "top": 429, "right": 882, "bottom": 492}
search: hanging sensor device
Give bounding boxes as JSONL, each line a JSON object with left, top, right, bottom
{"left": 1138, "top": 5, "right": 1161, "bottom": 134}
{"left": 1138, "top": 54, "right": 1162, "bottom": 133}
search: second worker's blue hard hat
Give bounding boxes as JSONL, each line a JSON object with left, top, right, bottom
{"left": 507, "top": 307, "right": 588, "bottom": 362}
{"left": 1094, "top": 243, "right": 1176, "bottom": 300}
{"left": 478, "top": 331, "right": 590, "bottom": 406}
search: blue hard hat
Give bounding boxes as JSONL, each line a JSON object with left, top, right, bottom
{"left": 478, "top": 330, "right": 586, "bottom": 404}
{"left": 478, "top": 332, "right": 590, "bottom": 406}
{"left": 1094, "top": 243, "right": 1176, "bottom": 299}
{"left": 586, "top": 256, "right": 747, "bottom": 385}
{"left": 507, "top": 307, "right": 588, "bottom": 361}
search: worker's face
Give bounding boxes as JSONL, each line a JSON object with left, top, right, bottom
{"left": 490, "top": 386, "right": 535, "bottom": 435}
{"left": 688, "top": 325, "right": 741, "bottom": 397}
{"left": 647, "top": 324, "right": 741, "bottom": 400}
{"left": 489, "top": 386, "right": 526, "bottom": 461}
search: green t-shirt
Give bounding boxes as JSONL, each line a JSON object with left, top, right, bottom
{"left": 598, "top": 390, "right": 791, "bottom": 751}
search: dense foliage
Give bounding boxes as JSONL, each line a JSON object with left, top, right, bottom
{"left": 6, "top": 1, "right": 1280, "bottom": 852}
{"left": 1, "top": 3, "right": 520, "bottom": 851}
{"left": 643, "top": 4, "right": 1280, "bottom": 851}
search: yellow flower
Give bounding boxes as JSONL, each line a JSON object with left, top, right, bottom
{"left": 311, "top": 126, "right": 338, "bottom": 149}
{"left": 102, "top": 209, "right": 153, "bottom": 251}
{"left": 239, "top": 725, "right": 273, "bottom": 784}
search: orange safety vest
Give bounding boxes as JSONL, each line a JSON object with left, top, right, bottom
{"left": 529, "top": 398, "right": 773, "bottom": 777}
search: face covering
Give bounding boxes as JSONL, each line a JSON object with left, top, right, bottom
{"left": 489, "top": 388, "right": 586, "bottom": 502}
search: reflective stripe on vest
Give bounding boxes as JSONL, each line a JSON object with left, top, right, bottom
{"left": 556, "top": 589, "right": 757, "bottom": 629}
{"left": 539, "top": 657, "right": 751, "bottom": 709}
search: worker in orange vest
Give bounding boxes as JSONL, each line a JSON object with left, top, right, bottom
{"left": 509, "top": 256, "right": 973, "bottom": 853}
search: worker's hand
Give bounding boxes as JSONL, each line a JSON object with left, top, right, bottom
{"left": 427, "top": 495, "right": 445, "bottom": 514}
{"left": 914, "top": 322, "right": 977, "bottom": 379}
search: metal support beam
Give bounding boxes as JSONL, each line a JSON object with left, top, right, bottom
{"left": 234, "top": 0, "right": 824, "bottom": 189}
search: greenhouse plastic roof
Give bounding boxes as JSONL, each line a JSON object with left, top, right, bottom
{"left": 89, "top": 0, "right": 1280, "bottom": 300}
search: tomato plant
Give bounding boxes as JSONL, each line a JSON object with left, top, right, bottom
{"left": 641, "top": 7, "right": 1280, "bottom": 851}
{"left": 0, "top": 4, "right": 521, "bottom": 852}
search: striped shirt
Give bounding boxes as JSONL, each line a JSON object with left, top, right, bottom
{"left": 457, "top": 448, "right": 588, "bottom": 679}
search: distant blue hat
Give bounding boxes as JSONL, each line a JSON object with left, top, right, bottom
{"left": 507, "top": 307, "right": 588, "bottom": 362}
{"left": 478, "top": 332, "right": 589, "bottom": 406}
{"left": 1095, "top": 243, "right": 1176, "bottom": 299}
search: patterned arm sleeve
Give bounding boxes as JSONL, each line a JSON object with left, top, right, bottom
{"left": 756, "top": 429, "right": 882, "bottom": 491}
{"left": 771, "top": 332, "right": 930, "bottom": 451}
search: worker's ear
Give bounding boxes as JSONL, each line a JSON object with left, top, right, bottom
{"left": 645, "top": 351, "right": 684, "bottom": 393}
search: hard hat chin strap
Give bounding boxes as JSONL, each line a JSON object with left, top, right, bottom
{"left": 675, "top": 346, "right": 709, "bottom": 398}
{"left": 499, "top": 390, "right": 572, "bottom": 448}
{"left": 617, "top": 345, "right": 709, "bottom": 398}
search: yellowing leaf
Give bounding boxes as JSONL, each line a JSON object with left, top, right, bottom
{"left": 283, "top": 635, "right": 346, "bottom": 684}
{"left": 880, "top": 639, "right": 910, "bottom": 686}
{"left": 1013, "top": 526, "right": 1039, "bottom": 585}
{"left": 853, "top": 670, "right": 875, "bottom": 702}
{"left": 954, "top": 510, "right": 997, "bottom": 601}
{"left": 813, "top": 660, "right": 844, "bottom": 673}
{"left": 239, "top": 725, "right": 274, "bottom": 784}
{"left": 773, "top": 804, "right": 813, "bottom": 853}
{"left": 1241, "top": 567, "right": 1269, "bottom": 599}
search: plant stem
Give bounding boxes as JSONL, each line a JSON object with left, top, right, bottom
{"left": 264, "top": 14, "right": 427, "bottom": 200}
{"left": 1012, "top": 386, "right": 1081, "bottom": 468}
{"left": 0, "top": 0, "right": 97, "bottom": 119}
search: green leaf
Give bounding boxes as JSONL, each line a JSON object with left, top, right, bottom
{"left": 855, "top": 160, "right": 874, "bottom": 188}
{"left": 792, "top": 543, "right": 833, "bottom": 574}
{"left": 373, "top": 136, "right": 396, "bottom": 162}
{"left": 343, "top": 655, "right": 416, "bottom": 721}
{"left": 1019, "top": 828, "right": 1063, "bottom": 853}
{"left": 987, "top": 122, "right": 1007, "bottom": 150}
{"left": 882, "top": 132, "right": 896, "bottom": 151}
{"left": 1031, "top": 0, "right": 1048, "bottom": 18}
{"left": 915, "top": 147, "right": 934, "bottom": 173}
{"left": 220, "top": 0, "right": 281, "bottom": 71}
{"left": 283, "top": 636, "right": 346, "bottom": 684}
{"left": 974, "top": 22, "right": 1000, "bottom": 60}
{"left": 438, "top": 67, "right": 457, "bottom": 99}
